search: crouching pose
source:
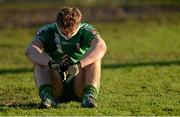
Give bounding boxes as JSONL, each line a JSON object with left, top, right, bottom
{"left": 25, "top": 7, "right": 106, "bottom": 108}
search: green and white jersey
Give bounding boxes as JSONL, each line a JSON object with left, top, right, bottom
{"left": 35, "top": 22, "right": 98, "bottom": 63}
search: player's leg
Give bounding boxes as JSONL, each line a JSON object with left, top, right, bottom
{"left": 74, "top": 68, "right": 85, "bottom": 98}
{"left": 34, "top": 64, "right": 51, "bottom": 87}
{"left": 49, "top": 69, "right": 63, "bottom": 99}
{"left": 34, "top": 64, "right": 63, "bottom": 108}
{"left": 74, "top": 60, "right": 101, "bottom": 107}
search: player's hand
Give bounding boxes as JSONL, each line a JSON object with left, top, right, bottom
{"left": 59, "top": 55, "right": 74, "bottom": 72}
{"left": 64, "top": 62, "right": 82, "bottom": 82}
{"left": 48, "top": 60, "right": 61, "bottom": 72}
{"left": 48, "top": 55, "right": 82, "bottom": 82}
{"left": 48, "top": 55, "right": 74, "bottom": 72}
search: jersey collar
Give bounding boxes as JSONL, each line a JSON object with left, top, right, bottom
{"left": 55, "top": 23, "right": 81, "bottom": 40}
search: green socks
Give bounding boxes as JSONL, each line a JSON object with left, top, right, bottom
{"left": 38, "top": 84, "right": 57, "bottom": 108}
{"left": 83, "top": 84, "right": 99, "bottom": 99}
{"left": 39, "top": 84, "right": 54, "bottom": 100}
{"left": 81, "top": 84, "right": 99, "bottom": 107}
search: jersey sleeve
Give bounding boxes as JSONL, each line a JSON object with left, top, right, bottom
{"left": 34, "top": 25, "right": 50, "bottom": 46}
{"left": 82, "top": 24, "right": 98, "bottom": 48}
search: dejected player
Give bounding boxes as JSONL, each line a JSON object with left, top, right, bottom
{"left": 25, "top": 6, "right": 107, "bottom": 108}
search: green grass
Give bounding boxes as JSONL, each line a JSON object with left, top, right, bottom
{"left": 0, "top": 21, "right": 180, "bottom": 115}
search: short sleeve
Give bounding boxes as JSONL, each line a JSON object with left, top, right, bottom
{"left": 82, "top": 24, "right": 98, "bottom": 48}
{"left": 34, "top": 26, "right": 50, "bottom": 46}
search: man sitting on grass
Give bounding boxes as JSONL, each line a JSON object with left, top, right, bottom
{"left": 25, "top": 6, "right": 107, "bottom": 108}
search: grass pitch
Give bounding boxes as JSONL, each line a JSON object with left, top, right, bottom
{"left": 0, "top": 21, "right": 180, "bottom": 115}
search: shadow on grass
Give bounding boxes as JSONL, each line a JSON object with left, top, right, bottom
{"left": 0, "top": 103, "right": 37, "bottom": 110}
{"left": 8, "top": 103, "right": 38, "bottom": 109}
{"left": 102, "top": 60, "right": 180, "bottom": 69}
{"left": 0, "top": 60, "right": 180, "bottom": 75}
{"left": 0, "top": 67, "right": 32, "bottom": 75}
{"left": 0, "top": 102, "right": 80, "bottom": 110}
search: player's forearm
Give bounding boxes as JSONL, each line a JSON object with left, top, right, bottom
{"left": 25, "top": 45, "right": 51, "bottom": 66}
{"left": 80, "top": 39, "right": 106, "bottom": 68}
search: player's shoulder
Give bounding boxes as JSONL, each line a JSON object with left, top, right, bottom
{"left": 80, "top": 22, "right": 94, "bottom": 30}
{"left": 80, "top": 22, "right": 98, "bottom": 34}
{"left": 37, "top": 23, "right": 56, "bottom": 35}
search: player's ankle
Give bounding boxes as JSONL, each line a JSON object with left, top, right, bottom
{"left": 81, "top": 84, "right": 98, "bottom": 107}
{"left": 38, "top": 84, "right": 57, "bottom": 107}
{"left": 39, "top": 84, "right": 53, "bottom": 98}
{"left": 83, "top": 84, "right": 97, "bottom": 98}
{"left": 81, "top": 93, "right": 98, "bottom": 108}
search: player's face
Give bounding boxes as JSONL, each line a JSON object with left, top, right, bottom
{"left": 60, "top": 25, "right": 78, "bottom": 38}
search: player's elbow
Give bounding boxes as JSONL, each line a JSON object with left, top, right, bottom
{"left": 103, "top": 41, "right": 107, "bottom": 54}
{"left": 99, "top": 39, "right": 107, "bottom": 55}
{"left": 24, "top": 46, "right": 32, "bottom": 58}
{"left": 25, "top": 48, "right": 29, "bottom": 57}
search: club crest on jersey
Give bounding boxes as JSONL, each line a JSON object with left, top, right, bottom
{"left": 76, "top": 43, "right": 81, "bottom": 50}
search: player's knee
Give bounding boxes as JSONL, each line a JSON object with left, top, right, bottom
{"left": 34, "top": 64, "right": 50, "bottom": 74}
{"left": 34, "top": 64, "right": 48, "bottom": 69}
{"left": 84, "top": 61, "right": 101, "bottom": 71}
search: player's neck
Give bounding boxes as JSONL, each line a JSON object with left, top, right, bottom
{"left": 56, "top": 23, "right": 80, "bottom": 40}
